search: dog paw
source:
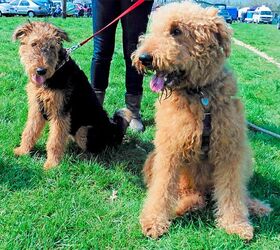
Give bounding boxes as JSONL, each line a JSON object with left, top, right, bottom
{"left": 43, "top": 160, "right": 58, "bottom": 170}
{"left": 113, "top": 108, "right": 132, "bottom": 124}
{"left": 218, "top": 220, "right": 254, "bottom": 240}
{"left": 140, "top": 216, "right": 171, "bottom": 239}
{"left": 176, "top": 193, "right": 206, "bottom": 217}
{"left": 248, "top": 198, "right": 272, "bottom": 217}
{"left": 14, "top": 147, "right": 29, "bottom": 156}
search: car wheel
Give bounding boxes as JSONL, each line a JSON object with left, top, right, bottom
{"left": 277, "top": 24, "right": 280, "bottom": 30}
{"left": 28, "top": 11, "right": 35, "bottom": 18}
{"left": 0, "top": 11, "right": 2, "bottom": 17}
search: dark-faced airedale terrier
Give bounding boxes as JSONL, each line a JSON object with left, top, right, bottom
{"left": 13, "top": 22, "right": 131, "bottom": 170}
{"left": 132, "top": 1, "right": 271, "bottom": 240}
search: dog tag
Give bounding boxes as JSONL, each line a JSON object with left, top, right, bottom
{"left": 201, "top": 97, "right": 209, "bottom": 107}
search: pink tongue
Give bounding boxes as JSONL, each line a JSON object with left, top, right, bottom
{"left": 32, "top": 75, "right": 45, "bottom": 86}
{"left": 150, "top": 74, "right": 164, "bottom": 93}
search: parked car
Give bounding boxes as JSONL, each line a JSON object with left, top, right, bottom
{"left": 66, "top": 2, "right": 77, "bottom": 16}
{"left": 244, "top": 11, "right": 254, "bottom": 23}
{"left": 9, "top": 0, "right": 50, "bottom": 17}
{"left": 51, "top": 2, "right": 90, "bottom": 17}
{"left": 238, "top": 7, "right": 250, "bottom": 22}
{"left": 0, "top": 1, "right": 13, "bottom": 16}
{"left": 226, "top": 6, "right": 238, "bottom": 21}
{"left": 218, "top": 9, "right": 232, "bottom": 24}
{"left": 253, "top": 5, "right": 273, "bottom": 24}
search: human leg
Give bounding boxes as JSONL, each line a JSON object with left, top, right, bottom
{"left": 90, "top": 0, "right": 120, "bottom": 104}
{"left": 121, "top": 0, "right": 153, "bottom": 131}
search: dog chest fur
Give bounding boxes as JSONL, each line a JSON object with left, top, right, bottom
{"left": 154, "top": 85, "right": 247, "bottom": 189}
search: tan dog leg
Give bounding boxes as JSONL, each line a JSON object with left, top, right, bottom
{"left": 44, "top": 116, "right": 70, "bottom": 170}
{"left": 214, "top": 159, "right": 254, "bottom": 240}
{"left": 175, "top": 167, "right": 205, "bottom": 216}
{"left": 142, "top": 151, "right": 156, "bottom": 187}
{"left": 140, "top": 152, "right": 179, "bottom": 239}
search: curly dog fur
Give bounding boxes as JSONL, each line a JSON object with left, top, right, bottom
{"left": 13, "top": 22, "right": 131, "bottom": 170}
{"left": 132, "top": 1, "right": 271, "bottom": 240}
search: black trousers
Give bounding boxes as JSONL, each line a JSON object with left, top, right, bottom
{"left": 90, "top": 0, "right": 153, "bottom": 95}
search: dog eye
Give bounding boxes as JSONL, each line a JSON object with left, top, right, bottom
{"left": 170, "top": 27, "right": 182, "bottom": 36}
{"left": 31, "top": 42, "right": 37, "bottom": 47}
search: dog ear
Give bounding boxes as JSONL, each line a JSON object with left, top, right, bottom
{"left": 56, "top": 28, "right": 70, "bottom": 42}
{"left": 13, "top": 23, "right": 33, "bottom": 41}
{"left": 214, "top": 19, "right": 232, "bottom": 57}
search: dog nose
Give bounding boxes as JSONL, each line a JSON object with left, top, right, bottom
{"left": 36, "top": 68, "right": 47, "bottom": 76}
{"left": 139, "top": 53, "right": 153, "bottom": 66}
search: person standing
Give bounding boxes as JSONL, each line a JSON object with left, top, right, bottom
{"left": 91, "top": 0, "right": 154, "bottom": 132}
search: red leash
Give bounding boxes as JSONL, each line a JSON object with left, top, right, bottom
{"left": 67, "top": 0, "right": 145, "bottom": 54}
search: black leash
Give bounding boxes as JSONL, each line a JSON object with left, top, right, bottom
{"left": 200, "top": 91, "right": 212, "bottom": 160}
{"left": 247, "top": 121, "right": 280, "bottom": 140}
{"left": 185, "top": 88, "right": 212, "bottom": 160}
{"left": 184, "top": 86, "right": 280, "bottom": 161}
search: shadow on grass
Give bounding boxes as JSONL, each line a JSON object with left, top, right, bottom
{"left": 5, "top": 134, "right": 153, "bottom": 191}
{"left": 0, "top": 157, "right": 43, "bottom": 191}
{"left": 248, "top": 172, "right": 280, "bottom": 239}
{"left": 143, "top": 118, "right": 155, "bottom": 127}
{"left": 172, "top": 172, "right": 279, "bottom": 239}
{"left": 67, "top": 135, "right": 154, "bottom": 188}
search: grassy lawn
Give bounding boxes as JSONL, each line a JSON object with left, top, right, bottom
{"left": 232, "top": 22, "right": 280, "bottom": 61}
{"left": 0, "top": 17, "right": 279, "bottom": 249}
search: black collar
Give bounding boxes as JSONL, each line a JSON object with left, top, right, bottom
{"left": 184, "top": 87, "right": 204, "bottom": 96}
{"left": 55, "top": 48, "right": 70, "bottom": 72}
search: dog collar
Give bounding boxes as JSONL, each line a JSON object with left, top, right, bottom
{"left": 55, "top": 49, "right": 71, "bottom": 72}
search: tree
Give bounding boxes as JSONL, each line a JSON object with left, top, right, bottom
{"left": 62, "top": 0, "right": 66, "bottom": 19}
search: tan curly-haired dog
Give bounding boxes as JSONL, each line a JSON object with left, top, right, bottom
{"left": 132, "top": 1, "right": 271, "bottom": 240}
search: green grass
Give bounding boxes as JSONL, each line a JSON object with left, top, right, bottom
{"left": 232, "top": 22, "right": 280, "bottom": 61}
{"left": 0, "top": 17, "right": 279, "bottom": 249}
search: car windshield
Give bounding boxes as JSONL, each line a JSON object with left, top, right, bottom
{"left": 260, "top": 11, "right": 271, "bottom": 15}
{"left": 219, "top": 9, "right": 229, "bottom": 15}
{"left": 33, "top": 0, "right": 50, "bottom": 6}
{"left": 10, "top": 0, "right": 20, "bottom": 5}
{"left": 247, "top": 12, "right": 254, "bottom": 18}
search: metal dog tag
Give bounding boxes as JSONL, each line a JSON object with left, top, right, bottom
{"left": 201, "top": 97, "right": 209, "bottom": 107}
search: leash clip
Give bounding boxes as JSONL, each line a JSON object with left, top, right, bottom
{"left": 66, "top": 44, "right": 81, "bottom": 55}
